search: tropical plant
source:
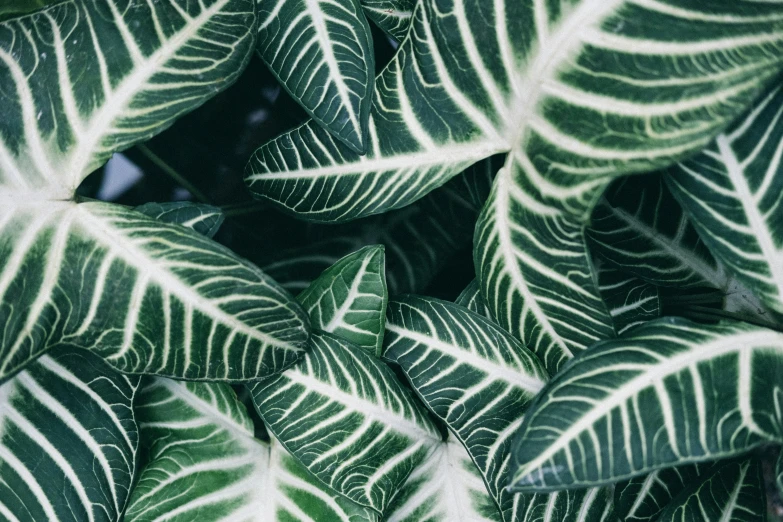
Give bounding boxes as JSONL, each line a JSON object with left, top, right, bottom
{"left": 1, "top": 0, "right": 782, "bottom": 521}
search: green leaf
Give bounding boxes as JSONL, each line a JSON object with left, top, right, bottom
{"left": 657, "top": 458, "right": 765, "bottom": 522}
{"left": 0, "top": 0, "right": 256, "bottom": 199}
{"left": 256, "top": 0, "right": 374, "bottom": 153}
{"left": 513, "top": 489, "right": 617, "bottom": 522}
{"left": 455, "top": 279, "right": 493, "bottom": 320}
{"left": 135, "top": 202, "right": 225, "bottom": 238}
{"left": 0, "top": 348, "right": 139, "bottom": 522}
{"left": 0, "top": 201, "right": 309, "bottom": 383}
{"left": 297, "top": 245, "right": 387, "bottom": 356}
{"left": 384, "top": 438, "right": 502, "bottom": 522}
{"left": 0, "top": 0, "right": 59, "bottom": 21}
{"left": 509, "top": 318, "right": 783, "bottom": 492}
{"left": 251, "top": 330, "right": 441, "bottom": 514}
{"left": 126, "top": 378, "right": 377, "bottom": 522}
{"left": 359, "top": 0, "right": 414, "bottom": 41}
{"left": 614, "top": 463, "right": 710, "bottom": 522}
{"left": 668, "top": 84, "right": 783, "bottom": 318}
{"left": 588, "top": 175, "right": 726, "bottom": 289}
{"left": 383, "top": 296, "right": 548, "bottom": 519}
{"left": 777, "top": 450, "right": 783, "bottom": 502}
{"left": 597, "top": 266, "right": 660, "bottom": 335}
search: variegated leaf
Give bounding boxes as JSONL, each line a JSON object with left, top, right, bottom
{"left": 0, "top": 348, "right": 139, "bottom": 522}
{"left": 126, "top": 378, "right": 377, "bottom": 522}
{"left": 614, "top": 463, "right": 710, "bottom": 522}
{"left": 384, "top": 438, "right": 501, "bottom": 522}
{"left": 597, "top": 265, "right": 660, "bottom": 335}
{"left": 657, "top": 458, "right": 765, "bottom": 522}
{"left": 455, "top": 279, "right": 492, "bottom": 320}
{"left": 297, "top": 245, "right": 387, "bottom": 356}
{"left": 0, "top": 201, "right": 309, "bottom": 383}
{"left": 668, "top": 84, "right": 783, "bottom": 318}
{"left": 251, "top": 330, "right": 441, "bottom": 514}
{"left": 513, "top": 488, "right": 617, "bottom": 522}
{"left": 135, "top": 201, "right": 225, "bottom": 238}
{"left": 383, "top": 296, "right": 549, "bottom": 520}
{"left": 359, "top": 0, "right": 414, "bottom": 41}
{"left": 510, "top": 318, "right": 783, "bottom": 492}
{"left": 256, "top": 0, "right": 374, "bottom": 153}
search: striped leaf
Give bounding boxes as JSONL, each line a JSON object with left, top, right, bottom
{"left": 251, "top": 330, "right": 441, "bottom": 514}
{"left": 256, "top": 0, "right": 374, "bottom": 153}
{"left": 297, "top": 245, "right": 387, "bottom": 356}
{"left": 0, "top": 0, "right": 255, "bottom": 200}
{"left": 657, "top": 458, "right": 765, "bottom": 522}
{"left": 455, "top": 279, "right": 493, "bottom": 320}
{"left": 614, "top": 463, "right": 710, "bottom": 522}
{"left": 359, "top": 0, "right": 414, "bottom": 41}
{"left": 587, "top": 174, "right": 727, "bottom": 290}
{"left": 126, "top": 378, "right": 376, "bottom": 522}
{"left": 509, "top": 318, "right": 783, "bottom": 492}
{"left": 0, "top": 201, "right": 309, "bottom": 383}
{"left": 597, "top": 266, "right": 660, "bottom": 335}
{"left": 0, "top": 348, "right": 139, "bottom": 522}
{"left": 668, "top": 84, "right": 783, "bottom": 317}
{"left": 384, "top": 438, "right": 501, "bottom": 522}
{"left": 135, "top": 202, "right": 225, "bottom": 238}
{"left": 513, "top": 489, "right": 617, "bottom": 522}
{"left": 383, "top": 296, "right": 549, "bottom": 520}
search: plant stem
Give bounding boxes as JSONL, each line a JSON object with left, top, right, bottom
{"left": 137, "top": 144, "right": 212, "bottom": 204}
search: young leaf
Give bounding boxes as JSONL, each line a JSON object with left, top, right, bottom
{"left": 384, "top": 439, "right": 501, "bottom": 522}
{"left": 359, "top": 0, "right": 414, "bottom": 41}
{"left": 0, "top": 202, "right": 309, "bottom": 383}
{"left": 251, "top": 330, "right": 441, "bottom": 514}
{"left": 0, "top": 0, "right": 256, "bottom": 199}
{"left": 135, "top": 201, "right": 225, "bottom": 238}
{"left": 668, "top": 84, "right": 783, "bottom": 317}
{"left": 126, "top": 379, "right": 376, "bottom": 522}
{"left": 597, "top": 266, "right": 660, "bottom": 335}
{"left": 509, "top": 318, "right": 783, "bottom": 492}
{"left": 384, "top": 296, "right": 548, "bottom": 519}
{"left": 588, "top": 175, "right": 727, "bottom": 289}
{"left": 614, "top": 463, "right": 711, "bottom": 522}
{"left": 297, "top": 245, "right": 387, "bottom": 356}
{"left": 657, "top": 458, "right": 765, "bottom": 522}
{"left": 256, "top": 0, "right": 374, "bottom": 153}
{"left": 455, "top": 279, "right": 493, "bottom": 320}
{"left": 0, "top": 349, "right": 139, "bottom": 522}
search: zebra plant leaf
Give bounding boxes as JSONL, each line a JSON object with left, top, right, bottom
{"left": 383, "top": 296, "right": 548, "bottom": 519}
{"left": 668, "top": 84, "right": 783, "bottom": 317}
{"left": 384, "top": 439, "right": 501, "bottom": 522}
{"left": 657, "top": 458, "right": 765, "bottom": 522}
{"left": 587, "top": 174, "right": 727, "bottom": 290}
{"left": 0, "top": 348, "right": 139, "bottom": 522}
{"left": 514, "top": 489, "right": 617, "bottom": 522}
{"left": 614, "top": 463, "right": 710, "bottom": 522}
{"left": 256, "top": 0, "right": 374, "bottom": 153}
{"left": 0, "top": 202, "right": 309, "bottom": 383}
{"left": 0, "top": 0, "right": 58, "bottom": 21}
{"left": 297, "top": 245, "right": 387, "bottom": 356}
{"left": 135, "top": 202, "right": 225, "bottom": 238}
{"left": 509, "top": 318, "right": 783, "bottom": 492}
{"left": 597, "top": 266, "right": 660, "bottom": 336}
{"left": 251, "top": 330, "right": 441, "bottom": 514}
{"left": 126, "top": 379, "right": 377, "bottom": 522}
{"left": 455, "top": 279, "right": 492, "bottom": 320}
{"left": 359, "top": 0, "right": 414, "bottom": 41}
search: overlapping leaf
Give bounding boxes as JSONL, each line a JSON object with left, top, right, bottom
{"left": 359, "top": 0, "right": 414, "bottom": 41}
{"left": 383, "top": 296, "right": 549, "bottom": 519}
{"left": 251, "top": 330, "right": 441, "bottom": 514}
{"left": 384, "top": 439, "right": 501, "bottom": 522}
{"left": 509, "top": 318, "right": 783, "bottom": 492}
{"left": 0, "top": 201, "right": 309, "bottom": 383}
{"left": 614, "top": 463, "right": 709, "bottom": 522}
{"left": 513, "top": 489, "right": 617, "bottom": 522}
{"left": 455, "top": 279, "right": 493, "bottom": 320}
{"left": 256, "top": 0, "right": 374, "bottom": 153}
{"left": 0, "top": 348, "right": 139, "bottom": 522}
{"left": 297, "top": 245, "right": 387, "bottom": 356}
{"left": 668, "top": 84, "right": 783, "bottom": 317}
{"left": 657, "top": 458, "right": 765, "bottom": 522}
{"left": 597, "top": 266, "right": 660, "bottom": 335}
{"left": 126, "top": 378, "right": 376, "bottom": 522}
{"left": 135, "top": 201, "right": 225, "bottom": 238}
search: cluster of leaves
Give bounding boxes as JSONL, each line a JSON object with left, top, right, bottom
{"left": 1, "top": 0, "right": 783, "bottom": 521}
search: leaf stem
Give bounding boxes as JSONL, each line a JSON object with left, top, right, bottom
{"left": 136, "top": 144, "right": 212, "bottom": 204}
